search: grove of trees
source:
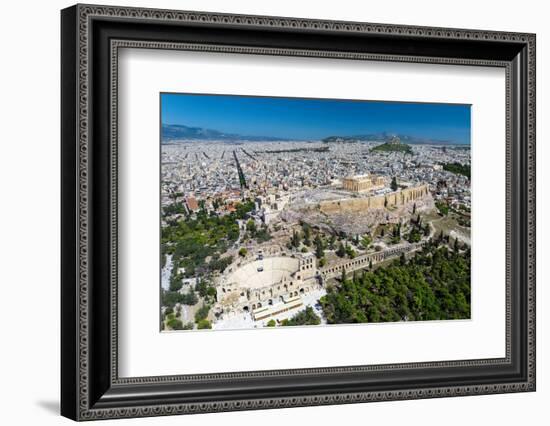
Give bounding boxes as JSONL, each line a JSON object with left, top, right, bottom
{"left": 281, "top": 306, "right": 321, "bottom": 326}
{"left": 162, "top": 199, "right": 255, "bottom": 280}
{"left": 442, "top": 162, "right": 471, "bottom": 179}
{"left": 320, "top": 241, "right": 470, "bottom": 324}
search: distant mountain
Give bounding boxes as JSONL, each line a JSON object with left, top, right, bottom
{"left": 322, "top": 132, "right": 461, "bottom": 145}
{"left": 162, "top": 125, "right": 467, "bottom": 145}
{"left": 162, "top": 124, "right": 288, "bottom": 142}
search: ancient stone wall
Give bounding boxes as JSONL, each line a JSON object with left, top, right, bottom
{"left": 216, "top": 255, "right": 319, "bottom": 311}
{"left": 319, "top": 242, "right": 423, "bottom": 280}
{"left": 319, "top": 184, "right": 429, "bottom": 215}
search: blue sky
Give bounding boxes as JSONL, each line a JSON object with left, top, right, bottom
{"left": 161, "top": 93, "right": 471, "bottom": 144}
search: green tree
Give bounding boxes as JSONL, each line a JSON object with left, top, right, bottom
{"left": 345, "top": 245, "right": 356, "bottom": 259}
{"left": 197, "top": 319, "right": 212, "bottom": 329}
{"left": 391, "top": 223, "right": 402, "bottom": 244}
{"left": 291, "top": 230, "right": 301, "bottom": 248}
{"left": 391, "top": 177, "right": 398, "bottom": 192}
{"left": 181, "top": 290, "right": 198, "bottom": 306}
{"left": 195, "top": 278, "right": 207, "bottom": 297}
{"left": 255, "top": 227, "right": 272, "bottom": 243}
{"left": 435, "top": 201, "right": 449, "bottom": 216}
{"left": 361, "top": 235, "right": 372, "bottom": 249}
{"left": 281, "top": 307, "right": 321, "bottom": 326}
{"left": 314, "top": 234, "right": 324, "bottom": 259}
{"left": 341, "top": 267, "right": 347, "bottom": 283}
{"left": 336, "top": 242, "right": 346, "bottom": 258}
{"left": 424, "top": 223, "right": 430, "bottom": 236}
{"left": 161, "top": 289, "right": 194, "bottom": 308}
{"left": 238, "top": 247, "right": 248, "bottom": 257}
{"left": 407, "top": 228, "right": 421, "bottom": 243}
{"left": 206, "top": 286, "right": 217, "bottom": 299}
{"left": 394, "top": 223, "right": 401, "bottom": 237}
{"left": 266, "top": 319, "right": 276, "bottom": 327}
{"left": 194, "top": 304, "right": 210, "bottom": 322}
{"left": 302, "top": 223, "right": 312, "bottom": 246}
{"left": 169, "top": 272, "right": 183, "bottom": 292}
{"left": 166, "top": 318, "right": 184, "bottom": 330}
{"left": 246, "top": 219, "right": 257, "bottom": 235}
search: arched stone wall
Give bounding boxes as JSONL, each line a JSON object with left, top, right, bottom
{"left": 320, "top": 242, "right": 423, "bottom": 279}
{"left": 320, "top": 184, "right": 429, "bottom": 214}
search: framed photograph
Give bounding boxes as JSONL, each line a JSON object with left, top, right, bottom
{"left": 61, "top": 4, "right": 536, "bottom": 421}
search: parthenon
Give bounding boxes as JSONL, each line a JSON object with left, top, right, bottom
{"left": 342, "top": 174, "right": 386, "bottom": 192}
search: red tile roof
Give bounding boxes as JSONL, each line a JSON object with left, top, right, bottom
{"left": 186, "top": 196, "right": 199, "bottom": 211}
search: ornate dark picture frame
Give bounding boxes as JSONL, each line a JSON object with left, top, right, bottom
{"left": 61, "top": 4, "right": 536, "bottom": 421}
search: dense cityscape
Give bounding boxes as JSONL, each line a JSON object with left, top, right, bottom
{"left": 160, "top": 134, "right": 471, "bottom": 331}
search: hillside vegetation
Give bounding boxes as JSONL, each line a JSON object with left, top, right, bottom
{"left": 320, "top": 240, "right": 470, "bottom": 324}
{"left": 371, "top": 143, "right": 412, "bottom": 154}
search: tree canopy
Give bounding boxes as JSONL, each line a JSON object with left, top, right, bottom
{"left": 442, "top": 162, "right": 470, "bottom": 179}
{"left": 281, "top": 307, "right": 321, "bottom": 326}
{"left": 320, "top": 242, "right": 470, "bottom": 324}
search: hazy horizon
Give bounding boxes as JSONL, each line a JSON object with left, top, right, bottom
{"left": 161, "top": 93, "right": 472, "bottom": 145}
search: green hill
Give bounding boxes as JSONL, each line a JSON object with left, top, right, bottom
{"left": 371, "top": 143, "right": 412, "bottom": 154}
{"left": 442, "top": 162, "right": 470, "bottom": 178}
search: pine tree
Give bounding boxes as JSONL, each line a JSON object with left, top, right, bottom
{"left": 391, "top": 176, "right": 398, "bottom": 191}
{"left": 336, "top": 242, "right": 346, "bottom": 258}
{"left": 314, "top": 234, "right": 324, "bottom": 259}
{"left": 291, "top": 230, "right": 301, "bottom": 248}
{"left": 302, "top": 223, "right": 311, "bottom": 246}
{"left": 329, "top": 235, "right": 336, "bottom": 250}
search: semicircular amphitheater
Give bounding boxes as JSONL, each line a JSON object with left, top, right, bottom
{"left": 215, "top": 253, "right": 321, "bottom": 322}
{"left": 225, "top": 257, "right": 300, "bottom": 288}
